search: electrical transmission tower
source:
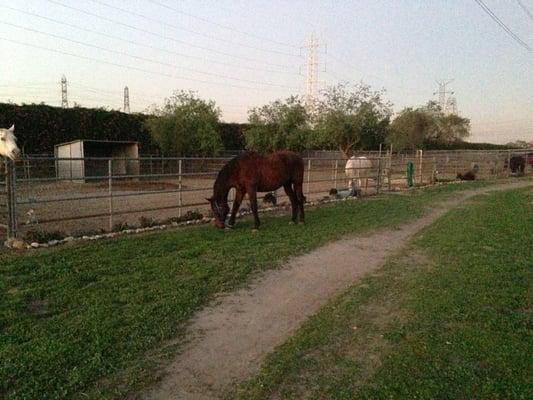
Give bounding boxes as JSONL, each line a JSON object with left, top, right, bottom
{"left": 123, "top": 86, "right": 130, "bottom": 113}
{"left": 433, "top": 79, "right": 454, "bottom": 113}
{"left": 446, "top": 96, "right": 458, "bottom": 114}
{"left": 61, "top": 75, "right": 68, "bottom": 108}
{"left": 303, "top": 33, "right": 319, "bottom": 114}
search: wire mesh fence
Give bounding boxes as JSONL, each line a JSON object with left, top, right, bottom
{"left": 0, "top": 149, "right": 531, "bottom": 240}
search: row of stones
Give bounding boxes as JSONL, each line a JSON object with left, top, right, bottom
{"left": 5, "top": 197, "right": 357, "bottom": 250}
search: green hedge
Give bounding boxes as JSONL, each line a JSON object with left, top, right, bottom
{"left": 423, "top": 140, "right": 510, "bottom": 150}
{"left": 0, "top": 103, "right": 247, "bottom": 155}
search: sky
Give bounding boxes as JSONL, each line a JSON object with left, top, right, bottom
{"left": 0, "top": 0, "right": 531, "bottom": 144}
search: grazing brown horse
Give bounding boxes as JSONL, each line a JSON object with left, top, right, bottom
{"left": 207, "top": 151, "right": 305, "bottom": 229}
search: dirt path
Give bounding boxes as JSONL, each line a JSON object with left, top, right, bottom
{"left": 142, "top": 181, "right": 531, "bottom": 400}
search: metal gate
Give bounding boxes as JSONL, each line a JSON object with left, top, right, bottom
{"left": 0, "top": 159, "right": 17, "bottom": 239}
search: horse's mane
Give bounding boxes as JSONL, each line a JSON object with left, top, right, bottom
{"left": 213, "top": 154, "right": 245, "bottom": 195}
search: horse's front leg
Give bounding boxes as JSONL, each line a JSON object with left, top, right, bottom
{"left": 227, "top": 189, "right": 244, "bottom": 227}
{"left": 248, "top": 187, "right": 260, "bottom": 230}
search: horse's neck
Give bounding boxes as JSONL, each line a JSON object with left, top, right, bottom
{"left": 213, "top": 180, "right": 231, "bottom": 203}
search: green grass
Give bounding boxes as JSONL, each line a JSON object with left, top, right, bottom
{"left": 230, "top": 187, "right": 533, "bottom": 400}
{"left": 0, "top": 181, "right": 500, "bottom": 399}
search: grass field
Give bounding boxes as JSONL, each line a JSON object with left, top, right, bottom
{"left": 0, "top": 180, "right": 511, "bottom": 399}
{"left": 230, "top": 187, "right": 533, "bottom": 399}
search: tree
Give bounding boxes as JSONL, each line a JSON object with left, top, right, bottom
{"left": 314, "top": 83, "right": 392, "bottom": 158}
{"left": 145, "top": 91, "right": 222, "bottom": 156}
{"left": 244, "top": 96, "right": 311, "bottom": 153}
{"left": 425, "top": 103, "right": 470, "bottom": 144}
{"left": 387, "top": 102, "right": 470, "bottom": 151}
{"left": 387, "top": 108, "right": 433, "bottom": 151}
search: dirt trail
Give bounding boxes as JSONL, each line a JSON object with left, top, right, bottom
{"left": 143, "top": 181, "right": 531, "bottom": 400}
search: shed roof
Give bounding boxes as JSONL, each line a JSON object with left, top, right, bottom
{"left": 54, "top": 139, "right": 139, "bottom": 147}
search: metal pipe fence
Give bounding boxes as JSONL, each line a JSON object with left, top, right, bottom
{"left": 0, "top": 149, "right": 531, "bottom": 240}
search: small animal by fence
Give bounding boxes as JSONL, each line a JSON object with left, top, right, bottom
{"left": 208, "top": 151, "right": 305, "bottom": 230}
{"left": 345, "top": 156, "right": 372, "bottom": 190}
{"left": 329, "top": 187, "right": 357, "bottom": 199}
{"left": 457, "top": 164, "right": 479, "bottom": 181}
{"left": 263, "top": 192, "right": 277, "bottom": 206}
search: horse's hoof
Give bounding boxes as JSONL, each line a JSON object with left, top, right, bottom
{"left": 224, "top": 226, "right": 233, "bottom": 230}
{"left": 288, "top": 221, "right": 296, "bottom": 225}
{"left": 251, "top": 228, "right": 259, "bottom": 233}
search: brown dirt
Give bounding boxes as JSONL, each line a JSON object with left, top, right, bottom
{"left": 141, "top": 180, "right": 531, "bottom": 400}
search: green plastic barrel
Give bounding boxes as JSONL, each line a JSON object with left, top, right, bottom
{"left": 406, "top": 160, "right": 414, "bottom": 187}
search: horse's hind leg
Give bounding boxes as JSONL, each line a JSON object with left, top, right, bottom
{"left": 248, "top": 187, "right": 260, "bottom": 230}
{"left": 294, "top": 182, "right": 305, "bottom": 223}
{"left": 227, "top": 189, "right": 244, "bottom": 227}
{"left": 283, "top": 183, "right": 298, "bottom": 223}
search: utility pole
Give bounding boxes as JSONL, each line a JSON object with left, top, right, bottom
{"left": 123, "top": 86, "right": 130, "bottom": 113}
{"left": 433, "top": 79, "right": 454, "bottom": 113}
{"left": 61, "top": 75, "right": 68, "bottom": 108}
{"left": 303, "top": 33, "right": 319, "bottom": 115}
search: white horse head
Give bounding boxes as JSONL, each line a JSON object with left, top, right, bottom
{"left": 0, "top": 125, "right": 20, "bottom": 160}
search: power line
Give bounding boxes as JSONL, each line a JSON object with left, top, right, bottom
{"left": 325, "top": 53, "right": 430, "bottom": 95}
{"left": 89, "top": 0, "right": 301, "bottom": 58}
{"left": 0, "top": 82, "right": 259, "bottom": 111}
{"left": 0, "top": 5, "right": 298, "bottom": 76}
{"left": 473, "top": 0, "right": 532, "bottom": 51}
{"left": 516, "top": 0, "right": 533, "bottom": 21}
{"left": 44, "top": 0, "right": 296, "bottom": 69}
{"left": 146, "top": 0, "right": 300, "bottom": 49}
{"left": 0, "top": 36, "right": 297, "bottom": 93}
{"left": 0, "top": 22, "right": 300, "bottom": 90}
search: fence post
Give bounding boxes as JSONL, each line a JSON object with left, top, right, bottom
{"left": 417, "top": 149, "right": 423, "bottom": 185}
{"left": 333, "top": 159, "right": 338, "bottom": 189}
{"left": 6, "top": 159, "right": 18, "bottom": 239}
{"left": 178, "top": 159, "right": 182, "bottom": 218}
{"left": 432, "top": 156, "right": 437, "bottom": 184}
{"left": 506, "top": 150, "right": 511, "bottom": 177}
{"left": 376, "top": 157, "right": 382, "bottom": 194}
{"left": 306, "top": 158, "right": 311, "bottom": 197}
{"left": 108, "top": 159, "right": 113, "bottom": 231}
{"left": 388, "top": 145, "right": 393, "bottom": 191}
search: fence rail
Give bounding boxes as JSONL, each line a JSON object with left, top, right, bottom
{"left": 1, "top": 149, "right": 531, "bottom": 240}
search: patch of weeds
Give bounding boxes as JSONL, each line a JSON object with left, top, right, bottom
{"left": 71, "top": 228, "right": 106, "bottom": 237}
{"left": 139, "top": 216, "right": 159, "bottom": 228}
{"left": 164, "top": 210, "right": 204, "bottom": 224}
{"left": 24, "top": 229, "right": 65, "bottom": 243}
{"left": 113, "top": 222, "right": 135, "bottom": 232}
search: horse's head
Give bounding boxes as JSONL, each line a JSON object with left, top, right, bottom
{"left": 0, "top": 125, "right": 20, "bottom": 160}
{"left": 206, "top": 196, "right": 229, "bottom": 229}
